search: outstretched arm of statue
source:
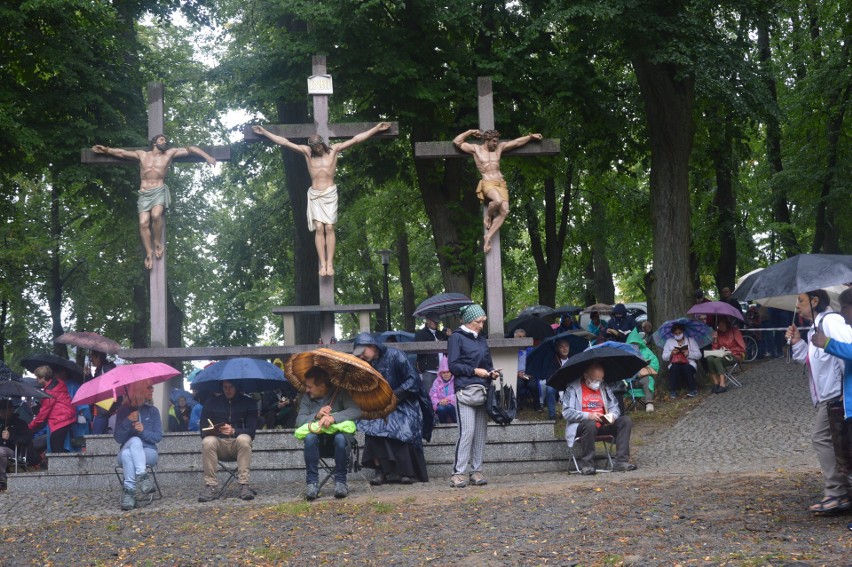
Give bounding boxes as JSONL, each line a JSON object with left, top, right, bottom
{"left": 500, "top": 133, "right": 543, "bottom": 152}
{"left": 92, "top": 145, "right": 141, "bottom": 161}
{"left": 452, "top": 129, "right": 481, "bottom": 153}
{"left": 333, "top": 122, "right": 391, "bottom": 152}
{"left": 251, "top": 125, "right": 310, "bottom": 155}
{"left": 182, "top": 145, "right": 217, "bottom": 166}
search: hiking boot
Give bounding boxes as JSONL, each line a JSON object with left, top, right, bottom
{"left": 334, "top": 482, "right": 349, "bottom": 498}
{"left": 120, "top": 488, "right": 136, "bottom": 511}
{"left": 305, "top": 483, "right": 319, "bottom": 501}
{"left": 470, "top": 472, "right": 488, "bottom": 486}
{"left": 712, "top": 384, "right": 720, "bottom": 394}
{"left": 238, "top": 484, "right": 255, "bottom": 501}
{"left": 613, "top": 461, "right": 638, "bottom": 472}
{"left": 138, "top": 473, "right": 155, "bottom": 495}
{"left": 645, "top": 403, "right": 655, "bottom": 413}
{"left": 369, "top": 469, "right": 386, "bottom": 486}
{"left": 450, "top": 474, "right": 468, "bottom": 488}
{"left": 198, "top": 485, "right": 219, "bottom": 503}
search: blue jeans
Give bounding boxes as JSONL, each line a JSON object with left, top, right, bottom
{"left": 544, "top": 385, "right": 558, "bottom": 419}
{"left": 116, "top": 437, "right": 158, "bottom": 490}
{"left": 435, "top": 404, "right": 457, "bottom": 424}
{"left": 304, "top": 433, "right": 348, "bottom": 485}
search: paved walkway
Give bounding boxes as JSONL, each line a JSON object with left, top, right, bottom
{"left": 0, "top": 358, "right": 820, "bottom": 525}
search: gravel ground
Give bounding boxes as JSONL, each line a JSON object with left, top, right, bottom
{"left": 1, "top": 358, "right": 850, "bottom": 566}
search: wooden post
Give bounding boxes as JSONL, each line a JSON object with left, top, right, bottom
{"left": 413, "top": 77, "right": 560, "bottom": 338}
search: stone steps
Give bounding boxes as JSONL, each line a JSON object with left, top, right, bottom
{"left": 9, "top": 421, "right": 585, "bottom": 492}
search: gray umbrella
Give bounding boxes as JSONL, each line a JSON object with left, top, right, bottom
{"left": 0, "top": 379, "right": 52, "bottom": 399}
{"left": 732, "top": 254, "right": 852, "bottom": 301}
{"left": 518, "top": 305, "right": 556, "bottom": 318}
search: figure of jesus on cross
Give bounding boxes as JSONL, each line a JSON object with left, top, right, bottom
{"left": 453, "top": 129, "right": 542, "bottom": 253}
{"left": 91, "top": 135, "right": 217, "bottom": 269}
{"left": 251, "top": 122, "right": 390, "bottom": 276}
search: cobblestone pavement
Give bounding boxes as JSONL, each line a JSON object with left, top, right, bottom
{"left": 3, "top": 357, "right": 848, "bottom": 567}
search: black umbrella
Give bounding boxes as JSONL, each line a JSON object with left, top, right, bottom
{"left": 20, "top": 353, "right": 85, "bottom": 383}
{"left": 732, "top": 254, "right": 852, "bottom": 301}
{"left": 0, "top": 379, "right": 52, "bottom": 399}
{"left": 525, "top": 332, "right": 591, "bottom": 382}
{"left": 0, "top": 360, "right": 22, "bottom": 382}
{"left": 413, "top": 292, "right": 473, "bottom": 318}
{"left": 546, "top": 345, "right": 648, "bottom": 391}
{"left": 518, "top": 305, "right": 556, "bottom": 318}
{"left": 554, "top": 305, "right": 584, "bottom": 316}
{"left": 506, "top": 316, "right": 556, "bottom": 342}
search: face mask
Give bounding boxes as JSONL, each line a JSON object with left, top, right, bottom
{"left": 673, "top": 333, "right": 684, "bottom": 340}
{"left": 586, "top": 379, "right": 602, "bottom": 391}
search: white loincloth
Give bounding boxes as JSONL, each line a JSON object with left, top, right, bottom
{"left": 306, "top": 185, "right": 338, "bottom": 231}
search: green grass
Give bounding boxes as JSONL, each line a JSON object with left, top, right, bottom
{"left": 370, "top": 501, "right": 395, "bottom": 514}
{"left": 251, "top": 547, "right": 294, "bottom": 562}
{"left": 271, "top": 501, "right": 312, "bottom": 515}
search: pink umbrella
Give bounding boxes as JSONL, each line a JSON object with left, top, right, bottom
{"left": 686, "top": 301, "right": 744, "bottom": 323}
{"left": 55, "top": 331, "right": 121, "bottom": 355}
{"left": 71, "top": 362, "right": 181, "bottom": 405}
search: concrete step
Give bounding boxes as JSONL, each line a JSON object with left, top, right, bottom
{"left": 10, "top": 421, "right": 574, "bottom": 491}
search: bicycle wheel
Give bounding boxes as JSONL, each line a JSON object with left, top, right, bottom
{"left": 743, "top": 335, "right": 759, "bottom": 362}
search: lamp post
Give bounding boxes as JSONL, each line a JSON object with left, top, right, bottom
{"left": 378, "top": 249, "right": 392, "bottom": 331}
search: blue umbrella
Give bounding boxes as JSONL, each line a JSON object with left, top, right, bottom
{"left": 525, "top": 332, "right": 590, "bottom": 382}
{"left": 191, "top": 358, "right": 287, "bottom": 394}
{"left": 546, "top": 346, "right": 648, "bottom": 390}
{"left": 169, "top": 388, "right": 198, "bottom": 408}
{"left": 652, "top": 318, "right": 714, "bottom": 348}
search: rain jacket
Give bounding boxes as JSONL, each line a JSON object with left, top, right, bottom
{"left": 447, "top": 326, "right": 494, "bottom": 391}
{"left": 822, "top": 338, "right": 852, "bottom": 419}
{"left": 354, "top": 333, "right": 433, "bottom": 445}
{"left": 28, "top": 378, "right": 76, "bottom": 432}
{"left": 661, "top": 337, "right": 701, "bottom": 370}
{"left": 626, "top": 329, "right": 660, "bottom": 372}
{"left": 562, "top": 379, "right": 621, "bottom": 448}
{"left": 199, "top": 393, "right": 258, "bottom": 440}
{"left": 114, "top": 403, "right": 163, "bottom": 451}
{"left": 429, "top": 375, "right": 456, "bottom": 411}
{"left": 791, "top": 311, "right": 851, "bottom": 405}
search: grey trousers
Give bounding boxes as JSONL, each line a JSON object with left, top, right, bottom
{"left": 453, "top": 402, "right": 488, "bottom": 475}
{"left": 576, "top": 416, "right": 632, "bottom": 468}
{"left": 812, "top": 401, "right": 852, "bottom": 498}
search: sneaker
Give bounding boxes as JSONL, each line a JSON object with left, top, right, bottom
{"left": 121, "top": 488, "right": 136, "bottom": 511}
{"left": 334, "top": 482, "right": 349, "bottom": 498}
{"left": 198, "top": 485, "right": 219, "bottom": 503}
{"left": 645, "top": 403, "right": 655, "bottom": 413}
{"left": 613, "top": 461, "right": 638, "bottom": 472}
{"left": 450, "top": 474, "right": 468, "bottom": 488}
{"left": 305, "top": 483, "right": 319, "bottom": 501}
{"left": 580, "top": 466, "right": 597, "bottom": 476}
{"left": 238, "top": 484, "right": 255, "bottom": 501}
{"left": 369, "top": 470, "right": 386, "bottom": 486}
{"left": 470, "top": 472, "right": 488, "bottom": 486}
{"left": 138, "top": 473, "right": 155, "bottom": 495}
{"left": 717, "top": 386, "right": 728, "bottom": 394}
{"left": 686, "top": 390, "right": 698, "bottom": 398}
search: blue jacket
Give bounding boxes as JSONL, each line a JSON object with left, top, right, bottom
{"left": 114, "top": 403, "right": 163, "bottom": 451}
{"left": 354, "top": 333, "right": 433, "bottom": 445}
{"left": 823, "top": 338, "right": 852, "bottom": 420}
{"left": 447, "top": 326, "right": 494, "bottom": 390}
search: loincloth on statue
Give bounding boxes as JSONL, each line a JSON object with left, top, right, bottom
{"left": 136, "top": 184, "right": 172, "bottom": 214}
{"left": 475, "top": 179, "right": 509, "bottom": 204}
{"left": 307, "top": 184, "right": 338, "bottom": 231}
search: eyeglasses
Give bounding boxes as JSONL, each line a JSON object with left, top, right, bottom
{"left": 146, "top": 386, "right": 154, "bottom": 390}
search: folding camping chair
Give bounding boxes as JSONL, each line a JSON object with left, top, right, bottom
{"left": 723, "top": 360, "right": 743, "bottom": 388}
{"left": 215, "top": 459, "right": 257, "bottom": 499}
{"left": 569, "top": 434, "right": 615, "bottom": 473}
{"left": 317, "top": 435, "right": 364, "bottom": 490}
{"left": 114, "top": 464, "right": 162, "bottom": 505}
{"left": 622, "top": 376, "right": 655, "bottom": 412}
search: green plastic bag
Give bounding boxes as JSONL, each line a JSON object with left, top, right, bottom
{"left": 294, "top": 419, "right": 357, "bottom": 440}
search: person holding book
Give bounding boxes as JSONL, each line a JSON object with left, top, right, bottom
{"left": 605, "top": 303, "right": 635, "bottom": 343}
{"left": 706, "top": 316, "right": 745, "bottom": 394}
{"left": 562, "top": 362, "right": 636, "bottom": 475}
{"left": 661, "top": 322, "right": 702, "bottom": 398}
{"left": 197, "top": 380, "right": 258, "bottom": 502}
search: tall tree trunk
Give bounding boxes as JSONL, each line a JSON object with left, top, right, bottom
{"left": 0, "top": 298, "right": 7, "bottom": 361}
{"left": 590, "top": 197, "right": 615, "bottom": 304}
{"left": 526, "top": 171, "right": 573, "bottom": 307}
{"left": 632, "top": 57, "right": 696, "bottom": 325}
{"left": 396, "top": 230, "right": 416, "bottom": 333}
{"left": 758, "top": 17, "right": 801, "bottom": 257}
{"left": 710, "top": 106, "right": 737, "bottom": 291}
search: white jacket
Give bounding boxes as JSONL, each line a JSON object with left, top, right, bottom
{"left": 791, "top": 310, "right": 851, "bottom": 405}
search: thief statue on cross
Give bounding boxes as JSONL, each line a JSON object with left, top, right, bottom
{"left": 251, "top": 122, "right": 391, "bottom": 277}
{"left": 92, "top": 134, "right": 217, "bottom": 269}
{"left": 452, "top": 129, "right": 542, "bottom": 254}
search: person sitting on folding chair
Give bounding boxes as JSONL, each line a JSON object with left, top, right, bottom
{"left": 197, "top": 380, "right": 258, "bottom": 502}
{"left": 706, "top": 316, "right": 745, "bottom": 394}
{"left": 1, "top": 400, "right": 33, "bottom": 491}
{"left": 625, "top": 329, "right": 659, "bottom": 412}
{"left": 114, "top": 380, "right": 162, "bottom": 511}
{"left": 295, "top": 367, "right": 361, "bottom": 501}
{"left": 562, "top": 362, "right": 636, "bottom": 475}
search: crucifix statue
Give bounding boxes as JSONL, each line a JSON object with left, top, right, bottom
{"left": 414, "top": 77, "right": 560, "bottom": 337}
{"left": 82, "top": 82, "right": 231, "bottom": 349}
{"left": 244, "top": 55, "right": 398, "bottom": 340}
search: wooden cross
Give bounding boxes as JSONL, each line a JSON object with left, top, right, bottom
{"left": 243, "top": 55, "right": 399, "bottom": 340}
{"left": 81, "top": 83, "right": 231, "bottom": 350}
{"left": 414, "top": 77, "right": 560, "bottom": 337}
